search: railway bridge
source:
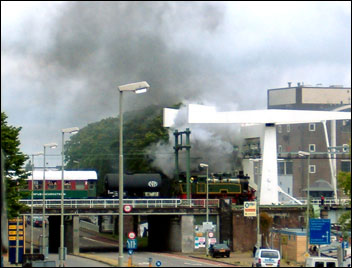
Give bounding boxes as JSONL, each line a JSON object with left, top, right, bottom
{"left": 19, "top": 198, "right": 350, "bottom": 254}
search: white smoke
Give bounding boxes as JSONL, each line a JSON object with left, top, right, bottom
{"left": 146, "top": 102, "right": 243, "bottom": 177}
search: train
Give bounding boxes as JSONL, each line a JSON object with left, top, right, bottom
{"left": 20, "top": 170, "right": 256, "bottom": 205}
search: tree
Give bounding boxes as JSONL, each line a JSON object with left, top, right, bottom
{"left": 64, "top": 105, "right": 169, "bottom": 195}
{"left": 1, "top": 112, "right": 29, "bottom": 219}
{"left": 337, "top": 143, "right": 351, "bottom": 236}
{"left": 260, "top": 212, "right": 273, "bottom": 248}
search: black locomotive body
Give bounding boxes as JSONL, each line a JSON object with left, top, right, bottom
{"left": 104, "top": 172, "right": 256, "bottom": 204}
{"left": 104, "top": 173, "right": 164, "bottom": 198}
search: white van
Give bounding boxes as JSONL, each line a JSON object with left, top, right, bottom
{"left": 252, "top": 249, "right": 281, "bottom": 267}
{"left": 305, "top": 257, "right": 338, "bottom": 267}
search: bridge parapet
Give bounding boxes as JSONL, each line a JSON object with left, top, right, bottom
{"left": 19, "top": 198, "right": 219, "bottom": 209}
{"left": 288, "top": 198, "right": 350, "bottom": 206}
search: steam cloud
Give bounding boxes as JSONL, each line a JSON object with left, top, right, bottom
{"left": 2, "top": 1, "right": 350, "bottom": 167}
{"left": 146, "top": 103, "right": 244, "bottom": 177}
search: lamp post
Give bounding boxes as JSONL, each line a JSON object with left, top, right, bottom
{"left": 199, "top": 163, "right": 209, "bottom": 256}
{"left": 42, "top": 143, "right": 57, "bottom": 258}
{"left": 298, "top": 150, "right": 311, "bottom": 254}
{"left": 30, "top": 152, "right": 43, "bottom": 254}
{"left": 117, "top": 81, "right": 149, "bottom": 267}
{"left": 60, "top": 127, "right": 79, "bottom": 267}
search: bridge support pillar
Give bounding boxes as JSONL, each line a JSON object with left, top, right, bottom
{"left": 181, "top": 215, "right": 194, "bottom": 253}
{"left": 65, "top": 215, "right": 80, "bottom": 254}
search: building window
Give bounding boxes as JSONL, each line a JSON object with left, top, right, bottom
{"left": 286, "top": 162, "right": 293, "bottom": 174}
{"left": 309, "top": 165, "right": 316, "bottom": 174}
{"left": 341, "top": 161, "right": 351, "bottom": 172}
{"left": 278, "top": 162, "right": 285, "bottom": 175}
{"left": 309, "top": 144, "right": 316, "bottom": 152}
{"left": 278, "top": 125, "right": 282, "bottom": 133}
{"left": 278, "top": 161, "right": 293, "bottom": 175}
{"left": 342, "top": 144, "right": 349, "bottom": 153}
{"left": 287, "top": 124, "right": 290, "bottom": 132}
{"left": 278, "top": 145, "right": 283, "bottom": 153}
{"left": 309, "top": 123, "right": 316, "bottom": 131}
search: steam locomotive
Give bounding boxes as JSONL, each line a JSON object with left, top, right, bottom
{"left": 104, "top": 171, "right": 256, "bottom": 205}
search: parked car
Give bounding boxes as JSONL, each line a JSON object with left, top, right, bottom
{"left": 33, "top": 217, "right": 47, "bottom": 227}
{"left": 252, "top": 248, "right": 281, "bottom": 267}
{"left": 209, "top": 243, "right": 231, "bottom": 258}
{"left": 305, "top": 257, "right": 338, "bottom": 267}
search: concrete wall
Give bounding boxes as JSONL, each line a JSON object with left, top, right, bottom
{"left": 181, "top": 215, "right": 194, "bottom": 253}
{"left": 65, "top": 215, "right": 79, "bottom": 254}
{"left": 168, "top": 217, "right": 181, "bottom": 252}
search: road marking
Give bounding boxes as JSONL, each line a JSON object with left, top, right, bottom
{"left": 184, "top": 263, "right": 202, "bottom": 266}
{"left": 81, "top": 237, "right": 117, "bottom": 246}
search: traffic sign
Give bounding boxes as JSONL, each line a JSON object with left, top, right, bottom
{"left": 309, "top": 219, "right": 331, "bottom": 245}
{"left": 124, "top": 205, "right": 132, "bottom": 213}
{"left": 156, "top": 261, "right": 162, "bottom": 267}
{"left": 128, "top": 232, "right": 136, "bottom": 239}
{"left": 342, "top": 241, "right": 349, "bottom": 249}
{"left": 244, "top": 201, "right": 256, "bottom": 217}
{"left": 127, "top": 239, "right": 137, "bottom": 250}
{"left": 208, "top": 232, "right": 214, "bottom": 238}
{"left": 128, "top": 249, "right": 134, "bottom": 255}
{"left": 202, "top": 222, "right": 213, "bottom": 231}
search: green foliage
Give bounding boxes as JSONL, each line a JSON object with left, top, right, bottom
{"left": 1, "top": 112, "right": 29, "bottom": 219}
{"left": 260, "top": 212, "right": 273, "bottom": 247}
{"left": 64, "top": 105, "right": 169, "bottom": 195}
{"left": 337, "top": 142, "right": 351, "bottom": 233}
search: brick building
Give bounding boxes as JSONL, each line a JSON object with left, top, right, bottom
{"left": 268, "top": 83, "right": 351, "bottom": 199}
{"left": 242, "top": 83, "right": 350, "bottom": 201}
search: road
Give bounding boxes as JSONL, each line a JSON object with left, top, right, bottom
{"left": 24, "top": 221, "right": 237, "bottom": 267}
{"left": 85, "top": 251, "right": 236, "bottom": 267}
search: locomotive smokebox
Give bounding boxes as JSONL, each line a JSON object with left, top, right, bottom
{"left": 105, "top": 173, "right": 162, "bottom": 196}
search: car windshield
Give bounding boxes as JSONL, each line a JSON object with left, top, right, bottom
{"left": 213, "top": 244, "right": 228, "bottom": 249}
{"left": 261, "top": 251, "right": 279, "bottom": 258}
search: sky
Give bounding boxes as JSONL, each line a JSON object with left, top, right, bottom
{"left": 1, "top": 1, "right": 351, "bottom": 168}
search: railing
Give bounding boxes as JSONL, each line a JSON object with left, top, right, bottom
{"left": 19, "top": 199, "right": 220, "bottom": 209}
{"left": 288, "top": 198, "right": 350, "bottom": 206}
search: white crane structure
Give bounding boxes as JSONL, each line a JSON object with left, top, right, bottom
{"left": 163, "top": 104, "right": 351, "bottom": 205}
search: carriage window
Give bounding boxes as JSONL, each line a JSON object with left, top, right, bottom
{"left": 64, "top": 181, "right": 72, "bottom": 190}
{"left": 76, "top": 181, "right": 85, "bottom": 190}
{"left": 34, "top": 181, "right": 42, "bottom": 190}
{"left": 48, "top": 181, "right": 57, "bottom": 190}
{"left": 88, "top": 181, "right": 95, "bottom": 190}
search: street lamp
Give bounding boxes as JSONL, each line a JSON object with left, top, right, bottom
{"left": 30, "top": 152, "right": 43, "bottom": 254}
{"left": 42, "top": 142, "right": 57, "bottom": 258}
{"left": 60, "top": 127, "right": 79, "bottom": 267}
{"left": 117, "top": 81, "right": 149, "bottom": 267}
{"left": 298, "top": 150, "right": 311, "bottom": 254}
{"left": 199, "top": 163, "right": 209, "bottom": 256}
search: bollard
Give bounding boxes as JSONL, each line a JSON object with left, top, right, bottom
{"left": 149, "top": 257, "right": 152, "bottom": 267}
